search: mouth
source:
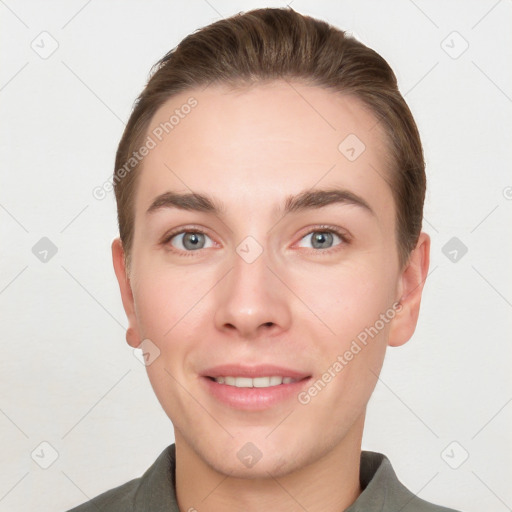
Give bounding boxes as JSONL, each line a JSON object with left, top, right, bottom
{"left": 201, "top": 365, "right": 312, "bottom": 410}
{"left": 206, "top": 375, "right": 300, "bottom": 387}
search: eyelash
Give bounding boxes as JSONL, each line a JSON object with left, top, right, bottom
{"left": 161, "top": 224, "right": 351, "bottom": 256}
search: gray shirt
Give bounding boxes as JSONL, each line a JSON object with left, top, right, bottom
{"left": 66, "top": 444, "right": 461, "bottom": 511}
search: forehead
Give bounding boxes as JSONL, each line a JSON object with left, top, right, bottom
{"left": 135, "top": 81, "right": 393, "bottom": 221}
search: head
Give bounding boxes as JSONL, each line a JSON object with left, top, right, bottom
{"left": 112, "top": 7, "right": 429, "bottom": 478}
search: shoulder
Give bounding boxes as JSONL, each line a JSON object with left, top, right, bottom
{"left": 351, "top": 451, "right": 464, "bottom": 512}
{"left": 398, "top": 490, "right": 463, "bottom": 512}
{"left": 65, "top": 477, "right": 141, "bottom": 512}
{"left": 64, "top": 444, "right": 177, "bottom": 512}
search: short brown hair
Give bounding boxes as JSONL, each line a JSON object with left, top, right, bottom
{"left": 114, "top": 7, "right": 425, "bottom": 271}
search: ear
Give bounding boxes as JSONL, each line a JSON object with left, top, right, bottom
{"left": 111, "top": 237, "right": 141, "bottom": 348}
{"left": 388, "top": 232, "right": 430, "bottom": 347}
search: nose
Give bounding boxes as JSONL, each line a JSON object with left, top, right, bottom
{"left": 213, "top": 245, "right": 292, "bottom": 340}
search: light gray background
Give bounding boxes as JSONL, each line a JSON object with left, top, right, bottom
{"left": 1, "top": 1, "right": 511, "bottom": 511}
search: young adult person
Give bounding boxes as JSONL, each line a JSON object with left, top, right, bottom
{"left": 68, "top": 7, "right": 462, "bottom": 512}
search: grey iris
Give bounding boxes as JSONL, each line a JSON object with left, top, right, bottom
{"left": 311, "top": 231, "right": 333, "bottom": 249}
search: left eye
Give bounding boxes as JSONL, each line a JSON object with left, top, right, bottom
{"left": 168, "top": 231, "right": 214, "bottom": 251}
{"left": 297, "top": 229, "right": 344, "bottom": 250}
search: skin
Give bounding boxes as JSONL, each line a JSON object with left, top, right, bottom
{"left": 112, "top": 81, "right": 430, "bottom": 512}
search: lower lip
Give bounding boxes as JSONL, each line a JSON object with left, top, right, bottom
{"left": 201, "top": 376, "right": 311, "bottom": 410}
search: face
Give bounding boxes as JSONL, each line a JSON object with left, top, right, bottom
{"left": 113, "top": 81, "right": 429, "bottom": 478}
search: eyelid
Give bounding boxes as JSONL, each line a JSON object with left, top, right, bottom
{"left": 162, "top": 224, "right": 210, "bottom": 240}
{"left": 296, "top": 224, "right": 351, "bottom": 243}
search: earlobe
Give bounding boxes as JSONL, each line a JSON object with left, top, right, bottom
{"left": 111, "top": 238, "right": 141, "bottom": 348}
{"left": 388, "top": 232, "right": 430, "bottom": 347}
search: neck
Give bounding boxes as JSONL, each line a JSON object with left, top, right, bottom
{"left": 174, "top": 414, "right": 365, "bottom": 512}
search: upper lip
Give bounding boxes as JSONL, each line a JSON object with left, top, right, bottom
{"left": 202, "top": 364, "right": 311, "bottom": 380}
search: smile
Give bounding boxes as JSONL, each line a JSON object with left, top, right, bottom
{"left": 210, "top": 376, "right": 298, "bottom": 387}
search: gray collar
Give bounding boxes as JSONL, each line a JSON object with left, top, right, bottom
{"left": 131, "top": 444, "right": 459, "bottom": 512}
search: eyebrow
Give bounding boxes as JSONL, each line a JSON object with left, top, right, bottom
{"left": 145, "top": 187, "right": 375, "bottom": 218}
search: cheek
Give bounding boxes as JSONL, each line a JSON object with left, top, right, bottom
{"left": 133, "top": 282, "right": 172, "bottom": 340}
{"left": 132, "top": 260, "right": 208, "bottom": 339}
{"left": 131, "top": 263, "right": 216, "bottom": 395}
{"left": 132, "top": 268, "right": 201, "bottom": 414}
{"left": 291, "top": 259, "right": 396, "bottom": 343}
{"left": 294, "top": 265, "right": 392, "bottom": 427}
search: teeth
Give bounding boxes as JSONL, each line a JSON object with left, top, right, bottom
{"left": 212, "top": 376, "right": 298, "bottom": 387}
{"left": 235, "top": 377, "right": 253, "bottom": 387}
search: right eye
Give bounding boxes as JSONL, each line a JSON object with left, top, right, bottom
{"left": 164, "top": 229, "right": 215, "bottom": 252}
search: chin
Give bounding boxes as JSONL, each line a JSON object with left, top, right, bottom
{"left": 208, "top": 448, "right": 299, "bottom": 479}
